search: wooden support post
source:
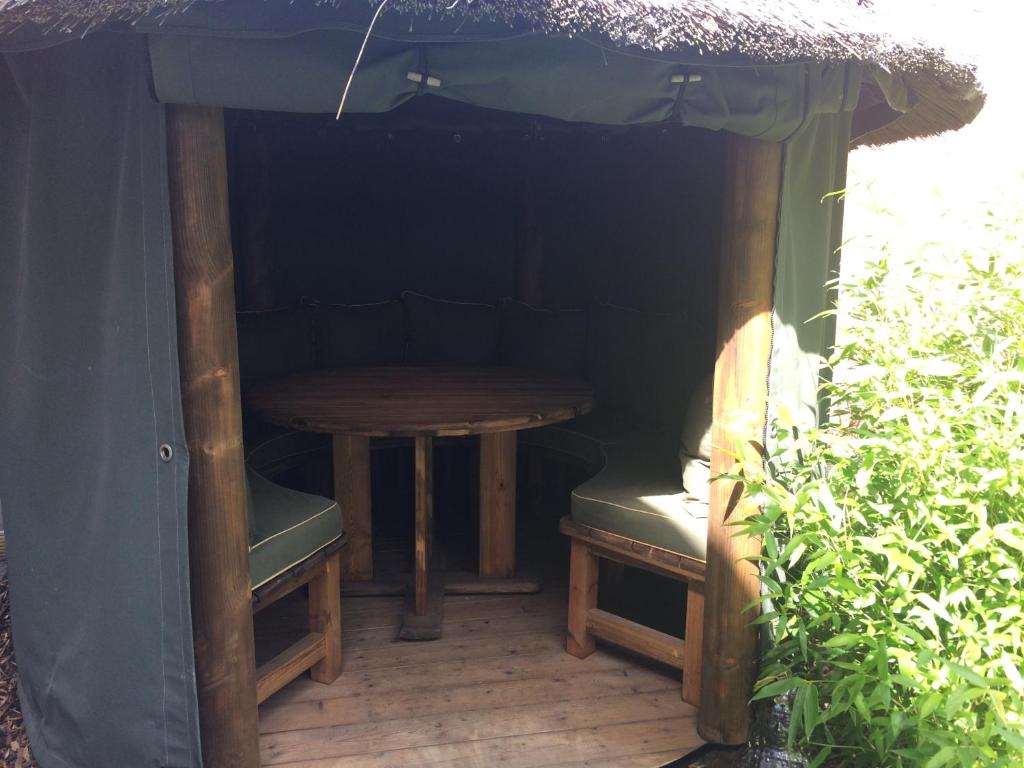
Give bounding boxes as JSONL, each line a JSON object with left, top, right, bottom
{"left": 566, "top": 539, "right": 598, "bottom": 658}
{"left": 167, "top": 104, "right": 261, "bottom": 767}
{"left": 479, "top": 431, "right": 517, "bottom": 578}
{"left": 698, "top": 134, "right": 782, "bottom": 744}
{"left": 683, "top": 580, "right": 705, "bottom": 707}
{"left": 333, "top": 435, "right": 373, "bottom": 581}
{"left": 308, "top": 550, "right": 343, "bottom": 684}
{"left": 414, "top": 437, "right": 434, "bottom": 616}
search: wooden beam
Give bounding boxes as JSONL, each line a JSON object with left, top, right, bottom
{"left": 479, "top": 431, "right": 517, "bottom": 578}
{"left": 586, "top": 609, "right": 687, "bottom": 671}
{"left": 413, "top": 436, "right": 434, "bottom": 616}
{"left": 333, "top": 435, "right": 373, "bottom": 581}
{"left": 566, "top": 538, "right": 599, "bottom": 658}
{"left": 308, "top": 550, "right": 343, "bottom": 684}
{"left": 167, "top": 105, "right": 261, "bottom": 766}
{"left": 699, "top": 133, "right": 782, "bottom": 745}
{"left": 559, "top": 517, "right": 706, "bottom": 583}
{"left": 682, "top": 581, "right": 705, "bottom": 707}
{"left": 256, "top": 633, "right": 326, "bottom": 704}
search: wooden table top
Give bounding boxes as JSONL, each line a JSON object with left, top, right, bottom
{"left": 245, "top": 365, "right": 596, "bottom": 437}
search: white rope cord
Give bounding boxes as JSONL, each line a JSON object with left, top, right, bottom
{"left": 336, "top": 0, "right": 391, "bottom": 120}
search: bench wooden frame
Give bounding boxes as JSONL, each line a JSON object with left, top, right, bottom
{"left": 560, "top": 516, "right": 705, "bottom": 706}
{"left": 251, "top": 534, "right": 346, "bottom": 703}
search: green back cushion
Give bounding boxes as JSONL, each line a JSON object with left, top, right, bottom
{"left": 679, "top": 372, "right": 713, "bottom": 502}
{"left": 499, "top": 299, "right": 587, "bottom": 375}
{"left": 314, "top": 300, "right": 406, "bottom": 367}
{"left": 587, "top": 301, "right": 696, "bottom": 428}
{"left": 403, "top": 291, "right": 499, "bottom": 364}
{"left": 236, "top": 306, "right": 315, "bottom": 385}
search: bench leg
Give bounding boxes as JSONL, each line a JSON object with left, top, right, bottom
{"left": 309, "top": 550, "right": 343, "bottom": 684}
{"left": 567, "top": 539, "right": 598, "bottom": 658}
{"left": 682, "top": 579, "right": 704, "bottom": 706}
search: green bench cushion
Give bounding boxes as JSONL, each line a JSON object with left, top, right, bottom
{"left": 246, "top": 468, "right": 343, "bottom": 590}
{"left": 520, "top": 408, "right": 668, "bottom": 468}
{"left": 570, "top": 439, "right": 708, "bottom": 560}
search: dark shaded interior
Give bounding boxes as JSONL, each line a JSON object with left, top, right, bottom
{"left": 227, "top": 98, "right": 726, "bottom": 642}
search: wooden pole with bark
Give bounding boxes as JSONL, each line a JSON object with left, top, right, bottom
{"left": 167, "top": 104, "right": 261, "bottom": 767}
{"left": 699, "top": 133, "right": 783, "bottom": 745}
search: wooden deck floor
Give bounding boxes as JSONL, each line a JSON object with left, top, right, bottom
{"left": 256, "top": 586, "right": 702, "bottom": 767}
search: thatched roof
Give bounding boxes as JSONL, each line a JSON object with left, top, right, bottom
{"left": 0, "top": 0, "right": 983, "bottom": 143}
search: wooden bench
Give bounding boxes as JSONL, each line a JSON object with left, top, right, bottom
{"left": 560, "top": 516, "right": 705, "bottom": 706}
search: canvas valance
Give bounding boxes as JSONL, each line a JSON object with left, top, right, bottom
{"left": 148, "top": 29, "right": 862, "bottom": 142}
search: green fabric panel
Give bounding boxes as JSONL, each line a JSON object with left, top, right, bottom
{"left": 499, "top": 300, "right": 588, "bottom": 376}
{"left": 148, "top": 30, "right": 860, "bottom": 141}
{"left": 314, "top": 300, "right": 407, "bottom": 367}
{"left": 247, "top": 468, "right": 343, "bottom": 589}
{"left": 570, "top": 440, "right": 708, "bottom": 558}
{"left": 587, "top": 301, "right": 698, "bottom": 429}
{"left": 768, "top": 113, "right": 853, "bottom": 445}
{"left": 148, "top": 32, "right": 420, "bottom": 114}
{"left": 519, "top": 407, "right": 648, "bottom": 469}
{"left": 402, "top": 291, "right": 500, "bottom": 364}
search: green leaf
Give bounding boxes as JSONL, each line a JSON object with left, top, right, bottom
{"left": 925, "top": 746, "right": 957, "bottom": 768}
{"left": 751, "top": 677, "right": 802, "bottom": 702}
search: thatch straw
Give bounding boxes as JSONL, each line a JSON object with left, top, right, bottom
{"left": 0, "top": 571, "right": 39, "bottom": 768}
{"left": 0, "top": 2, "right": 983, "bottom": 141}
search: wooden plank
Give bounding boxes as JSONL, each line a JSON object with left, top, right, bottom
{"left": 700, "top": 133, "right": 782, "bottom": 745}
{"left": 586, "top": 609, "right": 687, "bottom": 671}
{"left": 560, "top": 516, "right": 706, "bottom": 582}
{"left": 260, "top": 664, "right": 678, "bottom": 733}
{"left": 308, "top": 550, "right": 342, "bottom": 684}
{"left": 444, "top": 573, "right": 540, "bottom": 595}
{"left": 266, "top": 644, "right": 638, "bottom": 707}
{"left": 683, "top": 581, "right": 705, "bottom": 706}
{"left": 399, "top": 575, "right": 444, "bottom": 641}
{"left": 334, "top": 434, "right": 373, "bottom": 581}
{"left": 166, "top": 103, "right": 261, "bottom": 768}
{"left": 260, "top": 690, "right": 692, "bottom": 764}
{"left": 253, "top": 537, "right": 346, "bottom": 613}
{"left": 257, "top": 633, "right": 326, "bottom": 704}
{"left": 337, "top": 626, "right": 566, "bottom": 672}
{"left": 566, "top": 539, "right": 598, "bottom": 658}
{"left": 245, "top": 366, "right": 595, "bottom": 437}
{"left": 263, "top": 716, "right": 699, "bottom": 768}
{"left": 479, "top": 430, "right": 517, "bottom": 578}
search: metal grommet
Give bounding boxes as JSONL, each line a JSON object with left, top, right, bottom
{"left": 159, "top": 443, "right": 174, "bottom": 462}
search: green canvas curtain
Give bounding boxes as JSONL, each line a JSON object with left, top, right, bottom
{"left": 769, "top": 113, "right": 854, "bottom": 442}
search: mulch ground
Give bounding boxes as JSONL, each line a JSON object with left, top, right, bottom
{"left": 1, "top": 576, "right": 38, "bottom": 768}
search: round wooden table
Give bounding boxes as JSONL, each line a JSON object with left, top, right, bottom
{"left": 246, "top": 365, "right": 595, "bottom": 639}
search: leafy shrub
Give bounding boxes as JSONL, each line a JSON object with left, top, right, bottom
{"left": 737, "top": 209, "right": 1024, "bottom": 766}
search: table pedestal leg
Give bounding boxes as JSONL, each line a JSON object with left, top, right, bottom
{"left": 480, "top": 431, "right": 517, "bottom": 578}
{"left": 400, "top": 436, "right": 443, "bottom": 640}
{"left": 333, "top": 434, "right": 372, "bottom": 582}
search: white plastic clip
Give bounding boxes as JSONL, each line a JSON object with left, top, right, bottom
{"left": 407, "top": 71, "right": 442, "bottom": 88}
